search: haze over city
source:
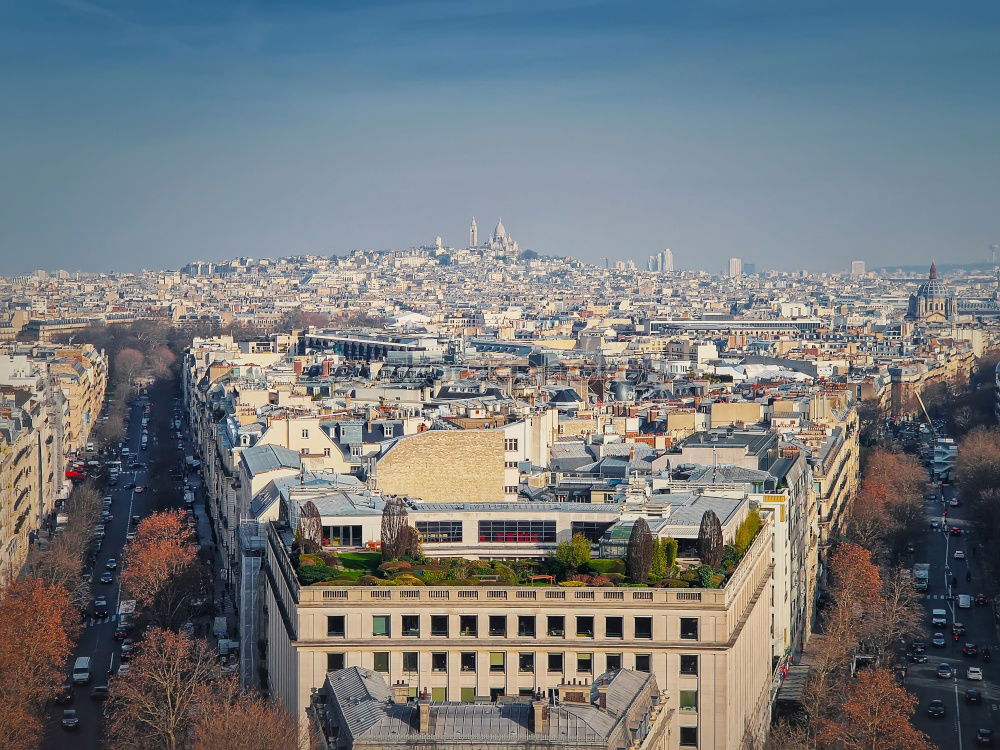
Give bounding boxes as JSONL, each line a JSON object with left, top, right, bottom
{"left": 3, "top": 0, "right": 999, "bottom": 274}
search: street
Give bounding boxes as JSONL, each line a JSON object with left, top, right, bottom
{"left": 909, "top": 484, "right": 997, "bottom": 749}
{"left": 42, "top": 393, "right": 185, "bottom": 749}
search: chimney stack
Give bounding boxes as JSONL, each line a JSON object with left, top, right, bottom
{"left": 322, "top": 359, "right": 332, "bottom": 377}
{"left": 597, "top": 685, "right": 608, "bottom": 711}
{"left": 293, "top": 360, "right": 303, "bottom": 376}
{"left": 391, "top": 680, "right": 409, "bottom": 704}
{"left": 531, "top": 698, "right": 549, "bottom": 735}
{"left": 418, "top": 692, "right": 431, "bottom": 734}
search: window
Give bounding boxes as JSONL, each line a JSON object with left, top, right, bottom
{"left": 504, "top": 438, "right": 519, "bottom": 452}
{"left": 606, "top": 653, "right": 622, "bottom": 671}
{"left": 326, "top": 615, "right": 345, "bottom": 637}
{"left": 504, "top": 461, "right": 519, "bottom": 468}
{"left": 431, "top": 615, "right": 449, "bottom": 637}
{"left": 518, "top": 615, "right": 536, "bottom": 637}
{"left": 372, "top": 615, "right": 390, "bottom": 637}
{"left": 679, "top": 726, "right": 698, "bottom": 747}
{"left": 301, "top": 429, "right": 309, "bottom": 438}
{"left": 460, "top": 615, "right": 478, "bottom": 637}
{"left": 373, "top": 652, "right": 389, "bottom": 673}
{"left": 634, "top": 617, "right": 653, "bottom": 639}
{"left": 478, "top": 520, "right": 556, "bottom": 543}
{"left": 635, "top": 654, "right": 651, "bottom": 673}
{"left": 351, "top": 445, "right": 362, "bottom": 457}
{"left": 327, "top": 652, "right": 345, "bottom": 671}
{"left": 679, "top": 690, "right": 698, "bottom": 711}
{"left": 571, "top": 520, "right": 615, "bottom": 543}
{"left": 489, "top": 652, "right": 506, "bottom": 673}
{"left": 431, "top": 652, "right": 447, "bottom": 672}
{"left": 576, "top": 616, "right": 594, "bottom": 638}
{"left": 461, "top": 687, "right": 477, "bottom": 702}
{"left": 402, "top": 652, "right": 418, "bottom": 672}
{"left": 518, "top": 653, "right": 535, "bottom": 672}
{"left": 460, "top": 652, "right": 476, "bottom": 672}
{"left": 680, "top": 654, "right": 699, "bottom": 676}
{"left": 431, "top": 687, "right": 447, "bottom": 702}
{"left": 489, "top": 615, "right": 507, "bottom": 637}
{"left": 402, "top": 615, "right": 420, "bottom": 637}
{"left": 322, "top": 525, "right": 362, "bottom": 547}
{"left": 547, "top": 653, "right": 564, "bottom": 673}
{"left": 323, "top": 447, "right": 331, "bottom": 457}
{"left": 415, "top": 521, "right": 463, "bottom": 543}
{"left": 577, "top": 652, "right": 593, "bottom": 673}
{"left": 680, "top": 618, "right": 699, "bottom": 640}
{"left": 605, "top": 616, "right": 623, "bottom": 639}
{"left": 547, "top": 616, "right": 565, "bottom": 637}
{"left": 504, "top": 486, "right": 519, "bottom": 494}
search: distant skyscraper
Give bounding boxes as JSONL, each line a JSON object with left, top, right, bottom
{"left": 728, "top": 257, "right": 743, "bottom": 278}
{"left": 743, "top": 262, "right": 756, "bottom": 275}
{"left": 662, "top": 248, "right": 674, "bottom": 272}
{"left": 469, "top": 217, "right": 478, "bottom": 248}
{"left": 850, "top": 260, "right": 866, "bottom": 278}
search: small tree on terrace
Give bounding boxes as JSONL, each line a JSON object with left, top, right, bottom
{"left": 625, "top": 519, "right": 653, "bottom": 584}
{"left": 698, "top": 510, "right": 724, "bottom": 568}
{"left": 555, "top": 533, "right": 592, "bottom": 571}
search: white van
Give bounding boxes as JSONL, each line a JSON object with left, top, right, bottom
{"left": 72, "top": 657, "right": 91, "bottom": 684}
{"left": 958, "top": 594, "right": 972, "bottom": 609}
{"left": 931, "top": 609, "right": 948, "bottom": 627}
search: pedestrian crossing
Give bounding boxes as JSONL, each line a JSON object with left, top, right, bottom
{"left": 84, "top": 614, "right": 119, "bottom": 628}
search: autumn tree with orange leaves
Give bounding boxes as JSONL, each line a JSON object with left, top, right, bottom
{"left": 848, "top": 448, "right": 928, "bottom": 560}
{"left": 817, "top": 668, "right": 933, "bottom": 750}
{"left": 0, "top": 576, "right": 79, "bottom": 750}
{"left": 121, "top": 510, "right": 201, "bottom": 628}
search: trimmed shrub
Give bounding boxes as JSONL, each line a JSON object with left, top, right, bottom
{"left": 559, "top": 580, "right": 587, "bottom": 587}
{"left": 299, "top": 554, "right": 324, "bottom": 567}
{"left": 590, "top": 575, "right": 612, "bottom": 586}
{"left": 358, "top": 575, "right": 378, "bottom": 586}
{"left": 607, "top": 573, "right": 626, "bottom": 583}
{"left": 298, "top": 564, "right": 338, "bottom": 585}
{"left": 590, "top": 559, "right": 626, "bottom": 575}
{"left": 710, "top": 573, "right": 726, "bottom": 588}
{"left": 679, "top": 571, "right": 698, "bottom": 582}
{"left": 378, "top": 561, "right": 413, "bottom": 573}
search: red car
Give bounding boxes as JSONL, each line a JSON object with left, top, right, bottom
{"left": 949, "top": 527, "right": 963, "bottom": 536}
{"left": 963, "top": 643, "right": 980, "bottom": 657}
{"left": 975, "top": 593, "right": 989, "bottom": 606}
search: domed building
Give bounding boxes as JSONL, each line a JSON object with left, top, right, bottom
{"left": 906, "top": 262, "right": 956, "bottom": 323}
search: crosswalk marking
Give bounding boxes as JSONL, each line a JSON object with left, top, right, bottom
{"left": 84, "top": 614, "right": 118, "bottom": 628}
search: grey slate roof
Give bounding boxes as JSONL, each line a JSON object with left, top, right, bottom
{"left": 240, "top": 444, "right": 301, "bottom": 476}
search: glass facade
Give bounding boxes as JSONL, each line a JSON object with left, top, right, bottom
{"left": 415, "top": 520, "right": 463, "bottom": 543}
{"left": 478, "top": 520, "right": 556, "bottom": 543}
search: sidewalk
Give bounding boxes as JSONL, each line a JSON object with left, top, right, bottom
{"left": 187, "top": 472, "right": 237, "bottom": 648}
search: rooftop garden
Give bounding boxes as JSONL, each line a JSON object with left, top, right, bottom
{"left": 291, "top": 508, "right": 764, "bottom": 590}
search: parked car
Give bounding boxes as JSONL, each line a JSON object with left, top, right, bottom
{"left": 90, "top": 685, "right": 109, "bottom": 701}
{"left": 54, "top": 682, "right": 74, "bottom": 704}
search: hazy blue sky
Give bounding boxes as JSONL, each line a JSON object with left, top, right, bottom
{"left": 2, "top": 0, "right": 998, "bottom": 273}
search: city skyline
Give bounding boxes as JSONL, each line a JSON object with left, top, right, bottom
{"left": 2, "top": 0, "right": 999, "bottom": 274}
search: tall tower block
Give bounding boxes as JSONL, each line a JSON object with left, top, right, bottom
{"left": 469, "top": 217, "right": 478, "bottom": 248}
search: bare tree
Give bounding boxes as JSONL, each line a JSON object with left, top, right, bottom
{"left": 625, "top": 518, "right": 653, "bottom": 584}
{"left": 190, "top": 676, "right": 310, "bottom": 750}
{"left": 106, "top": 629, "right": 217, "bottom": 750}
{"left": 298, "top": 501, "right": 323, "bottom": 552}
{"left": 380, "top": 496, "right": 407, "bottom": 561}
{"left": 873, "top": 569, "right": 923, "bottom": 665}
{"left": 698, "top": 510, "right": 724, "bottom": 568}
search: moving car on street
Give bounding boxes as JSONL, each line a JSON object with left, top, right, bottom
{"left": 927, "top": 699, "right": 946, "bottom": 718}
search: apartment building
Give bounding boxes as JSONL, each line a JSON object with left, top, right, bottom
{"left": 262, "top": 513, "right": 775, "bottom": 750}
